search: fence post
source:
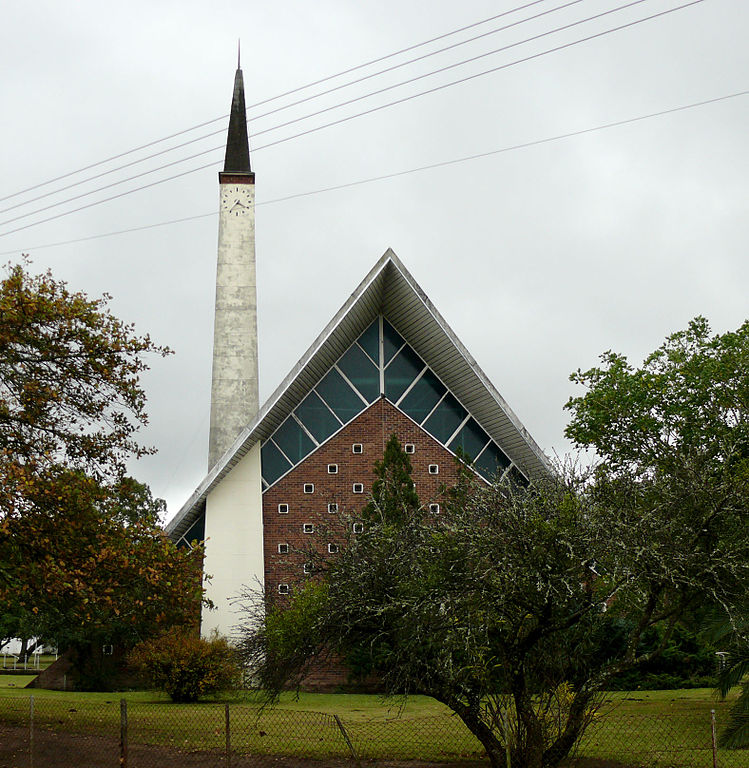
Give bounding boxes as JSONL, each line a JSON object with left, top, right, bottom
{"left": 120, "top": 699, "right": 128, "bottom": 768}
{"left": 334, "top": 714, "right": 361, "bottom": 768}
{"left": 29, "top": 695, "right": 34, "bottom": 768}
{"left": 225, "top": 703, "right": 231, "bottom": 768}
{"left": 501, "top": 711, "right": 511, "bottom": 768}
{"left": 710, "top": 709, "right": 718, "bottom": 768}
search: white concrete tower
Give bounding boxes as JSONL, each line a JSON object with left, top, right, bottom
{"left": 201, "top": 63, "right": 265, "bottom": 637}
{"left": 209, "top": 62, "right": 259, "bottom": 469}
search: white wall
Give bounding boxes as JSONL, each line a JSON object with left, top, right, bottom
{"left": 201, "top": 441, "right": 264, "bottom": 639}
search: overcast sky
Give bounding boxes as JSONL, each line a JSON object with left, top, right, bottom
{"left": 2, "top": 0, "right": 747, "bottom": 521}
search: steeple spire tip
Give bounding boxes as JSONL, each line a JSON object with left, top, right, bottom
{"left": 222, "top": 61, "right": 251, "bottom": 175}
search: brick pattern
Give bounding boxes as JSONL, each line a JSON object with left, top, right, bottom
{"left": 261, "top": 397, "right": 464, "bottom": 690}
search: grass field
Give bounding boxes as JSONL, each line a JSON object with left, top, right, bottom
{"left": 0, "top": 686, "right": 745, "bottom": 765}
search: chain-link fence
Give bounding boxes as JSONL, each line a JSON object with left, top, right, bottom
{"left": 0, "top": 695, "right": 747, "bottom": 767}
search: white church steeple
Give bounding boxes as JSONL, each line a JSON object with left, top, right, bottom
{"left": 208, "top": 61, "right": 259, "bottom": 469}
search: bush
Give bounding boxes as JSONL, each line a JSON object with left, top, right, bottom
{"left": 128, "top": 628, "right": 240, "bottom": 702}
{"left": 603, "top": 622, "right": 718, "bottom": 691}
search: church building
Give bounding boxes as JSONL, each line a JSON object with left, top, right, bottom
{"left": 165, "top": 66, "right": 552, "bottom": 645}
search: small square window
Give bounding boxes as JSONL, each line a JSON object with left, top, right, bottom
{"left": 352, "top": 522, "right": 364, "bottom": 534}
{"left": 328, "top": 464, "right": 338, "bottom": 474}
{"left": 102, "top": 644, "right": 114, "bottom": 656}
{"left": 428, "top": 464, "right": 439, "bottom": 475}
{"left": 352, "top": 483, "right": 364, "bottom": 494}
{"left": 278, "top": 543, "right": 289, "bottom": 554}
{"left": 303, "top": 563, "right": 313, "bottom": 574}
{"left": 404, "top": 444, "right": 415, "bottom": 454}
{"left": 303, "top": 523, "right": 315, "bottom": 534}
{"left": 303, "top": 483, "right": 314, "bottom": 494}
{"left": 278, "top": 503, "right": 289, "bottom": 514}
{"left": 327, "top": 503, "right": 338, "bottom": 514}
{"left": 328, "top": 543, "right": 339, "bottom": 554}
{"left": 352, "top": 443, "right": 363, "bottom": 454}
{"left": 429, "top": 503, "right": 440, "bottom": 514}
{"left": 278, "top": 583, "right": 290, "bottom": 595}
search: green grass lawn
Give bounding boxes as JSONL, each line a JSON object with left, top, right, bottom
{"left": 0, "top": 687, "right": 744, "bottom": 765}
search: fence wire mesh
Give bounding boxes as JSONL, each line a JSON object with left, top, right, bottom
{"left": 0, "top": 695, "right": 747, "bottom": 767}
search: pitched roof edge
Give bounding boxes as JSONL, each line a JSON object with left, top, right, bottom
{"left": 166, "top": 248, "right": 553, "bottom": 538}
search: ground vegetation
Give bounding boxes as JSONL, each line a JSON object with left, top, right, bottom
{"left": 129, "top": 628, "right": 240, "bottom": 702}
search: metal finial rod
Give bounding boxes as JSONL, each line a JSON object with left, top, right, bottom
{"left": 237, "top": 39, "right": 241, "bottom": 69}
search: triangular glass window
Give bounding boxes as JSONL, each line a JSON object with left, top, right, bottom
{"left": 295, "top": 390, "right": 341, "bottom": 444}
{"left": 357, "top": 319, "right": 380, "bottom": 365}
{"left": 337, "top": 344, "right": 379, "bottom": 403}
{"left": 261, "top": 315, "right": 525, "bottom": 488}
{"left": 382, "top": 319, "right": 405, "bottom": 365}
{"left": 316, "top": 368, "right": 366, "bottom": 424}
{"left": 384, "top": 344, "right": 424, "bottom": 403}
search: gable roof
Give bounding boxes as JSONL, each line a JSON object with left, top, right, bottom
{"left": 166, "top": 249, "right": 552, "bottom": 541}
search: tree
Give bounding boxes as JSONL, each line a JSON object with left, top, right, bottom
{"left": 239, "top": 319, "right": 749, "bottom": 768}
{"left": 0, "top": 471, "right": 203, "bottom": 654}
{"left": 566, "top": 315, "right": 749, "bottom": 749}
{"left": 242, "top": 461, "right": 620, "bottom": 768}
{"left": 0, "top": 261, "right": 168, "bottom": 481}
{"left": 362, "top": 433, "right": 420, "bottom": 525}
{"left": 0, "top": 262, "right": 203, "bottom": 673}
{"left": 565, "top": 317, "right": 749, "bottom": 643}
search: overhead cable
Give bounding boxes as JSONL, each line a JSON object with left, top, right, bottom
{"left": 0, "top": 0, "right": 586, "bottom": 217}
{"left": 0, "top": 0, "right": 685, "bottom": 233}
{"left": 0, "top": 0, "right": 596, "bottom": 216}
{"left": 0, "top": 0, "right": 550, "bottom": 204}
{"left": 3, "top": 85, "right": 744, "bottom": 257}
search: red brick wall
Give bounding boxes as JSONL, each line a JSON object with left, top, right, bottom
{"left": 261, "top": 397, "right": 464, "bottom": 691}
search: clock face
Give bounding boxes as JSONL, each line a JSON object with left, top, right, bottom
{"left": 221, "top": 185, "right": 254, "bottom": 216}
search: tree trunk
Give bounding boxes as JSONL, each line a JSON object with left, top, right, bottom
{"left": 542, "top": 691, "right": 593, "bottom": 768}
{"left": 506, "top": 666, "right": 545, "bottom": 768}
{"left": 17, "top": 638, "right": 41, "bottom": 663}
{"left": 438, "top": 694, "right": 508, "bottom": 768}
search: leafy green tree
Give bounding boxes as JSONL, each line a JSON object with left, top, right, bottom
{"left": 1, "top": 471, "right": 203, "bottom": 653}
{"left": 566, "top": 315, "right": 749, "bottom": 748}
{"left": 242, "top": 465, "right": 621, "bottom": 768}
{"left": 0, "top": 261, "right": 168, "bottom": 480}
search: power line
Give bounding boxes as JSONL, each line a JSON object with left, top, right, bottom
{"left": 0, "top": 0, "right": 550, "bottom": 205}
{"left": 0, "top": 0, "right": 586, "bottom": 217}
{"left": 3, "top": 87, "right": 744, "bottom": 257}
{"left": 1, "top": 0, "right": 691, "bottom": 235}
{"left": 251, "top": 0, "right": 659, "bottom": 142}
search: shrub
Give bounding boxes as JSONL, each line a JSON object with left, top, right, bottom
{"left": 129, "top": 628, "right": 240, "bottom": 702}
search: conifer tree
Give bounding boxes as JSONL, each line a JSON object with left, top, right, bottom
{"left": 362, "top": 433, "right": 420, "bottom": 526}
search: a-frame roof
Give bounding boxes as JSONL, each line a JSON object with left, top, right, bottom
{"left": 166, "top": 249, "right": 552, "bottom": 541}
